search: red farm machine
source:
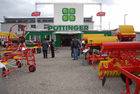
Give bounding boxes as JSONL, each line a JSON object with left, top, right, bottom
{"left": 95, "top": 42, "right": 140, "bottom": 94}
{"left": 81, "top": 34, "right": 118, "bottom": 65}
{"left": 0, "top": 24, "right": 36, "bottom": 77}
{"left": 81, "top": 25, "right": 138, "bottom": 93}
{"left": 82, "top": 25, "right": 136, "bottom": 65}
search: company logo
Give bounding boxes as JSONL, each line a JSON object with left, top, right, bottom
{"left": 62, "top": 8, "right": 76, "bottom": 21}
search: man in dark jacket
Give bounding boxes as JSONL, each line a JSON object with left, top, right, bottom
{"left": 42, "top": 38, "right": 49, "bottom": 58}
{"left": 71, "top": 37, "right": 81, "bottom": 60}
{"left": 50, "top": 39, "right": 55, "bottom": 58}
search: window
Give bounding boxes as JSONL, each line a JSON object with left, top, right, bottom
{"left": 44, "top": 24, "right": 49, "bottom": 29}
{"left": 29, "top": 19, "right": 35, "bottom": 23}
{"left": 42, "top": 20, "right": 48, "bottom": 22}
{"left": 45, "top": 35, "right": 52, "bottom": 41}
{"left": 31, "top": 25, "right": 36, "bottom": 28}
{"left": 30, "top": 35, "right": 40, "bottom": 42}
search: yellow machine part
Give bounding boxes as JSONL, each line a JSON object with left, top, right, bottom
{"left": 13, "top": 56, "right": 22, "bottom": 60}
{"left": 2, "top": 62, "right": 8, "bottom": 65}
{"left": 0, "top": 60, "right": 8, "bottom": 65}
{"left": 0, "top": 32, "right": 17, "bottom": 38}
{"left": 119, "top": 25, "right": 135, "bottom": 35}
{"left": 83, "top": 34, "right": 104, "bottom": 39}
{"left": 88, "top": 36, "right": 118, "bottom": 44}
{"left": 98, "top": 60, "right": 121, "bottom": 77}
{"left": 32, "top": 46, "right": 41, "bottom": 48}
{"left": 0, "top": 51, "right": 12, "bottom": 53}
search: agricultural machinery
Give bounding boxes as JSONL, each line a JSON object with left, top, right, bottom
{"left": 81, "top": 26, "right": 138, "bottom": 93}
{"left": 0, "top": 24, "right": 36, "bottom": 77}
{"left": 117, "top": 25, "right": 136, "bottom": 41}
{"left": 94, "top": 42, "right": 140, "bottom": 94}
{"left": 81, "top": 34, "right": 118, "bottom": 65}
{"left": 82, "top": 25, "right": 136, "bottom": 65}
{"left": 25, "top": 40, "right": 42, "bottom": 53}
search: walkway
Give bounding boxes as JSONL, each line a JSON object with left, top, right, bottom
{"left": 3, "top": 49, "right": 136, "bottom": 94}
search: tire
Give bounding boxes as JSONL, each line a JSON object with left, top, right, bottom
{"left": 29, "top": 65, "right": 36, "bottom": 72}
{"left": 2, "top": 67, "right": 7, "bottom": 77}
{"left": 16, "top": 61, "right": 22, "bottom": 68}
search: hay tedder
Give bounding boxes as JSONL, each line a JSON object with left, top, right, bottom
{"left": 94, "top": 42, "right": 140, "bottom": 94}
{"left": 0, "top": 24, "right": 36, "bottom": 77}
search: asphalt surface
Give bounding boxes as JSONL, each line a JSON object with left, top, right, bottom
{"left": 1, "top": 49, "right": 136, "bottom": 94}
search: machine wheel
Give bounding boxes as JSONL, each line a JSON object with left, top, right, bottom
{"left": 16, "top": 61, "right": 22, "bottom": 68}
{"left": 120, "top": 73, "right": 132, "bottom": 85}
{"left": 29, "top": 65, "right": 36, "bottom": 72}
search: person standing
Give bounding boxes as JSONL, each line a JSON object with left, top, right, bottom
{"left": 71, "top": 37, "right": 81, "bottom": 60}
{"left": 71, "top": 39, "right": 74, "bottom": 58}
{"left": 42, "top": 38, "right": 49, "bottom": 59}
{"left": 50, "top": 39, "right": 55, "bottom": 58}
{"left": 1, "top": 40, "right": 4, "bottom": 48}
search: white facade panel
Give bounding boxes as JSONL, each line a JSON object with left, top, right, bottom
{"left": 1, "top": 23, "right": 19, "bottom": 32}
{"left": 54, "top": 3, "right": 83, "bottom": 25}
{"left": 1, "top": 23, "right": 54, "bottom": 32}
{"left": 84, "top": 23, "right": 93, "bottom": 30}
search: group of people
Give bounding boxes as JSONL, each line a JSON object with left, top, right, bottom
{"left": 42, "top": 38, "right": 55, "bottom": 59}
{"left": 42, "top": 36, "right": 81, "bottom": 60}
{"left": 71, "top": 37, "right": 81, "bottom": 60}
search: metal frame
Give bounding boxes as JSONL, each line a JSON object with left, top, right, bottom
{"left": 95, "top": 42, "right": 140, "bottom": 94}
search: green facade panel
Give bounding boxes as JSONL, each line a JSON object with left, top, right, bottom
{"left": 25, "top": 30, "right": 112, "bottom": 47}
{"left": 25, "top": 31, "right": 53, "bottom": 42}
{"left": 77, "top": 34, "right": 82, "bottom": 41}
{"left": 55, "top": 34, "right": 61, "bottom": 47}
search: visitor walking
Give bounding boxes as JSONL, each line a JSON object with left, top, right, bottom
{"left": 42, "top": 38, "right": 49, "bottom": 59}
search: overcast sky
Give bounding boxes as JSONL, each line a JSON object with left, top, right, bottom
{"left": 0, "top": 0, "right": 140, "bottom": 31}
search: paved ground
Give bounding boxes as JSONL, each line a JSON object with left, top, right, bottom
{"left": 1, "top": 49, "right": 136, "bottom": 94}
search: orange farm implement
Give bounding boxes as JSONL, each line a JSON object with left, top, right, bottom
{"left": 95, "top": 42, "right": 140, "bottom": 94}
{"left": 0, "top": 24, "right": 36, "bottom": 77}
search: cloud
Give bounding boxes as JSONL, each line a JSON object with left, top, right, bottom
{"left": 0, "top": 0, "right": 35, "bottom": 21}
{"left": 92, "top": 0, "right": 117, "bottom": 5}
{"left": 0, "top": 0, "right": 140, "bottom": 31}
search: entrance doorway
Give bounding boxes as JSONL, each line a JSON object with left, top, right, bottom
{"left": 61, "top": 35, "right": 76, "bottom": 46}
